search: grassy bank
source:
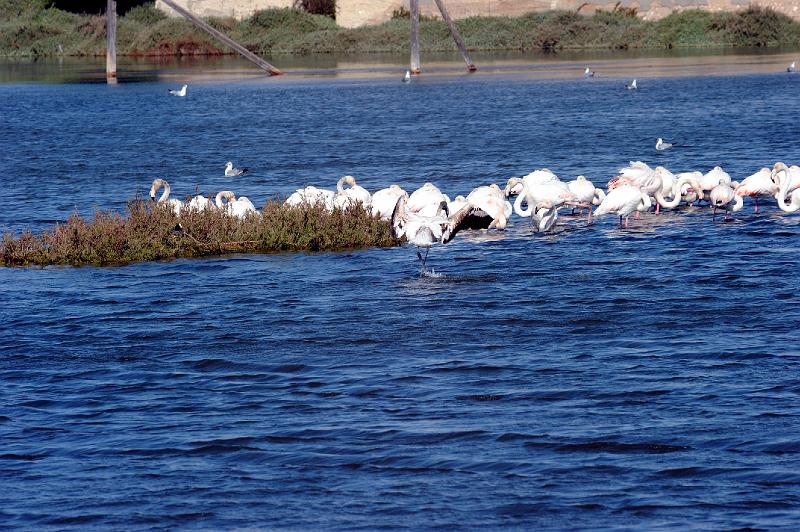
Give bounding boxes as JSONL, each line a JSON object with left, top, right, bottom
{"left": 1, "top": 200, "right": 398, "bottom": 267}
{"left": 2, "top": 1, "right": 800, "bottom": 58}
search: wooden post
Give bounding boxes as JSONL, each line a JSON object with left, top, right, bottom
{"left": 409, "top": 0, "right": 421, "bottom": 74}
{"left": 106, "top": 0, "right": 117, "bottom": 80}
{"left": 159, "top": 0, "right": 282, "bottom": 75}
{"left": 432, "top": 0, "right": 476, "bottom": 72}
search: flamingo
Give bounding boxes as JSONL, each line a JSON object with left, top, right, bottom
{"left": 735, "top": 168, "right": 779, "bottom": 213}
{"left": 149, "top": 179, "right": 183, "bottom": 215}
{"left": 334, "top": 175, "right": 371, "bottom": 209}
{"left": 504, "top": 177, "right": 524, "bottom": 197}
{"left": 408, "top": 182, "right": 450, "bottom": 216}
{"left": 771, "top": 162, "right": 800, "bottom": 198}
{"left": 608, "top": 162, "right": 664, "bottom": 213}
{"left": 285, "top": 186, "right": 335, "bottom": 211}
{"left": 462, "top": 184, "right": 512, "bottom": 230}
{"left": 593, "top": 185, "right": 651, "bottom": 227}
{"left": 371, "top": 185, "right": 408, "bottom": 220}
{"left": 215, "top": 191, "right": 256, "bottom": 219}
{"left": 567, "top": 176, "right": 604, "bottom": 221}
{"left": 788, "top": 61, "right": 796, "bottom": 73}
{"left": 447, "top": 195, "right": 468, "bottom": 215}
{"left": 403, "top": 70, "right": 411, "bottom": 83}
{"left": 531, "top": 200, "right": 559, "bottom": 233}
{"left": 224, "top": 162, "right": 248, "bottom": 177}
{"left": 513, "top": 177, "right": 575, "bottom": 232}
{"left": 775, "top": 174, "right": 800, "bottom": 213}
{"left": 696, "top": 166, "right": 732, "bottom": 201}
{"left": 188, "top": 194, "right": 213, "bottom": 212}
{"left": 709, "top": 183, "right": 743, "bottom": 220}
{"left": 584, "top": 67, "right": 595, "bottom": 78}
{"left": 625, "top": 79, "right": 637, "bottom": 90}
{"left": 391, "top": 193, "right": 494, "bottom": 270}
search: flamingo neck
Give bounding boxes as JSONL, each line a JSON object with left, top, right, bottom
{"left": 513, "top": 192, "right": 532, "bottom": 217}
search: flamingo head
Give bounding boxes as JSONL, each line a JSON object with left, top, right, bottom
{"left": 149, "top": 178, "right": 166, "bottom": 200}
{"left": 505, "top": 177, "right": 523, "bottom": 197}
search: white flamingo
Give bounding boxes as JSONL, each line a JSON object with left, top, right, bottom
{"left": 771, "top": 162, "right": 800, "bottom": 198}
{"left": 709, "top": 183, "right": 743, "bottom": 220}
{"left": 593, "top": 185, "right": 651, "bottom": 227}
{"left": 408, "top": 182, "right": 450, "bottom": 216}
{"left": 188, "top": 194, "right": 213, "bottom": 212}
{"left": 447, "top": 195, "right": 469, "bottom": 215}
{"left": 215, "top": 191, "right": 257, "bottom": 219}
{"left": 775, "top": 174, "right": 800, "bottom": 213}
{"left": 285, "top": 186, "right": 336, "bottom": 211}
{"left": 149, "top": 179, "right": 183, "bottom": 215}
{"left": 697, "top": 166, "right": 732, "bottom": 201}
{"left": 371, "top": 185, "right": 408, "bottom": 220}
{"left": 391, "top": 196, "right": 453, "bottom": 269}
{"left": 567, "top": 175, "right": 605, "bottom": 221}
{"left": 735, "top": 168, "right": 779, "bottom": 213}
{"left": 334, "top": 175, "right": 371, "bottom": 209}
{"left": 464, "top": 184, "right": 512, "bottom": 229}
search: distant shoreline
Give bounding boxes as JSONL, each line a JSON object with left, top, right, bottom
{"left": 2, "top": 3, "right": 800, "bottom": 59}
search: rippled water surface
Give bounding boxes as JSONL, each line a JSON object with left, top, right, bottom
{"left": 2, "top": 56, "right": 800, "bottom": 529}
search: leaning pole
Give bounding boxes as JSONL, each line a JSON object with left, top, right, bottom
{"left": 159, "top": 0, "right": 282, "bottom": 75}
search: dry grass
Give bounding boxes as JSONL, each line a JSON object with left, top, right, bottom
{"left": 1, "top": 199, "right": 399, "bottom": 267}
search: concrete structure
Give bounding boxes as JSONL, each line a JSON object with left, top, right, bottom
{"left": 157, "top": 0, "right": 800, "bottom": 27}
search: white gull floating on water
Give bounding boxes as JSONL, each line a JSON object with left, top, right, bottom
{"left": 168, "top": 85, "right": 187, "bottom": 97}
{"left": 225, "top": 161, "right": 248, "bottom": 177}
{"left": 655, "top": 138, "right": 673, "bottom": 151}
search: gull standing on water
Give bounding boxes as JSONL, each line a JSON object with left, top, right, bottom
{"left": 224, "top": 161, "right": 248, "bottom": 177}
{"left": 403, "top": 70, "right": 411, "bottom": 83}
{"left": 168, "top": 84, "right": 187, "bottom": 97}
{"left": 625, "top": 79, "right": 637, "bottom": 90}
{"left": 584, "top": 67, "right": 595, "bottom": 78}
{"left": 788, "top": 61, "right": 796, "bottom": 73}
{"left": 655, "top": 138, "right": 673, "bottom": 151}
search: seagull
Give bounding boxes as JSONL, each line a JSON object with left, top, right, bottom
{"left": 655, "top": 138, "right": 673, "bottom": 151}
{"left": 403, "top": 70, "right": 411, "bottom": 83}
{"left": 168, "top": 84, "right": 187, "bottom": 97}
{"left": 625, "top": 79, "right": 637, "bottom": 90}
{"left": 584, "top": 67, "right": 595, "bottom": 78}
{"left": 788, "top": 61, "right": 796, "bottom": 73}
{"left": 224, "top": 161, "right": 248, "bottom": 177}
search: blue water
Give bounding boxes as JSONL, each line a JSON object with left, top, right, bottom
{"left": 2, "top": 64, "right": 800, "bottom": 529}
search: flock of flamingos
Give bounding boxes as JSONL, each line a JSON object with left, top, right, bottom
{"left": 149, "top": 160, "right": 800, "bottom": 259}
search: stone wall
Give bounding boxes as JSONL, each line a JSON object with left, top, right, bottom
{"left": 157, "top": 0, "right": 800, "bottom": 26}
{"left": 155, "top": 0, "right": 293, "bottom": 19}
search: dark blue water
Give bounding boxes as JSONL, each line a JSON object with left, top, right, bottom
{"left": 2, "top": 63, "right": 800, "bottom": 529}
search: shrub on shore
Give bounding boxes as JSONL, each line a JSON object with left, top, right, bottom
{"left": 0, "top": 1, "right": 799, "bottom": 57}
{"left": 1, "top": 200, "right": 399, "bottom": 267}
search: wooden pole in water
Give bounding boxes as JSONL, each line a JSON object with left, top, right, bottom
{"left": 409, "top": 0, "right": 421, "bottom": 74}
{"left": 432, "top": 0, "right": 476, "bottom": 72}
{"left": 159, "top": 0, "right": 282, "bottom": 76}
{"left": 106, "top": 0, "right": 117, "bottom": 80}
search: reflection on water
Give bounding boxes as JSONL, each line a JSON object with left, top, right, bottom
{"left": 2, "top": 47, "right": 799, "bottom": 83}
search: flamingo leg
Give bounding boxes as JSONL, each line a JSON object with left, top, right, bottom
{"left": 754, "top": 198, "right": 759, "bottom": 214}
{"left": 624, "top": 216, "right": 629, "bottom": 228}
{"left": 712, "top": 206, "right": 717, "bottom": 221}
{"left": 655, "top": 203, "right": 660, "bottom": 215}
{"left": 635, "top": 211, "right": 640, "bottom": 219}
{"left": 587, "top": 208, "right": 593, "bottom": 224}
